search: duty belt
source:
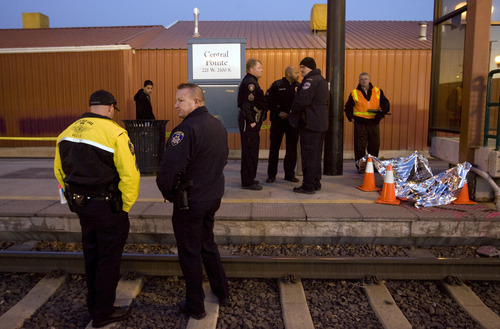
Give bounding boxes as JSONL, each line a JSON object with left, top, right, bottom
{"left": 67, "top": 186, "right": 113, "bottom": 204}
{"left": 71, "top": 193, "right": 111, "bottom": 201}
{"left": 64, "top": 184, "right": 122, "bottom": 212}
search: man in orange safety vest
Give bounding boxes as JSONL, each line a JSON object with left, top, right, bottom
{"left": 344, "top": 72, "right": 390, "bottom": 173}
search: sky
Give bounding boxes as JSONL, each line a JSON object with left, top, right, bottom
{"left": 0, "top": 0, "right": 435, "bottom": 29}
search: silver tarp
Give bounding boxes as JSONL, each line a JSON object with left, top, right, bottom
{"left": 357, "top": 152, "right": 471, "bottom": 207}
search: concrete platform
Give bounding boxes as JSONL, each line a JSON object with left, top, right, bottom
{"left": 0, "top": 158, "right": 499, "bottom": 246}
{"left": 430, "top": 136, "right": 500, "bottom": 201}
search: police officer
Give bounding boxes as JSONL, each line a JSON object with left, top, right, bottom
{"left": 157, "top": 83, "right": 229, "bottom": 320}
{"left": 54, "top": 90, "right": 140, "bottom": 328}
{"left": 344, "top": 72, "right": 390, "bottom": 172}
{"left": 289, "top": 57, "right": 329, "bottom": 194}
{"left": 265, "top": 66, "right": 300, "bottom": 183}
{"left": 238, "top": 58, "right": 268, "bottom": 190}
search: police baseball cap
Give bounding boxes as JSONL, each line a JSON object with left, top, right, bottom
{"left": 89, "top": 89, "right": 120, "bottom": 111}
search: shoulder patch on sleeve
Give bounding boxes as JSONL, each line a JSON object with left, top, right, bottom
{"left": 171, "top": 131, "right": 185, "bottom": 146}
{"left": 302, "top": 82, "right": 312, "bottom": 90}
{"left": 128, "top": 140, "right": 135, "bottom": 156}
{"left": 248, "top": 84, "right": 255, "bottom": 92}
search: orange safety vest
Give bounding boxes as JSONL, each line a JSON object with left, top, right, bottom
{"left": 351, "top": 87, "right": 381, "bottom": 119}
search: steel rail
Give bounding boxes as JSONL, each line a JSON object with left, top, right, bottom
{"left": 1, "top": 251, "right": 499, "bottom": 281}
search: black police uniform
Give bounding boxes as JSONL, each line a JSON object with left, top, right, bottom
{"left": 156, "top": 106, "right": 229, "bottom": 315}
{"left": 344, "top": 82, "right": 390, "bottom": 163}
{"left": 237, "top": 72, "right": 267, "bottom": 187}
{"left": 54, "top": 112, "right": 140, "bottom": 323}
{"left": 289, "top": 69, "right": 329, "bottom": 192}
{"left": 266, "top": 77, "right": 300, "bottom": 181}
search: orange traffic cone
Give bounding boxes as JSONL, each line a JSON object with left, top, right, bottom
{"left": 376, "top": 164, "right": 400, "bottom": 205}
{"left": 453, "top": 182, "right": 477, "bottom": 205}
{"left": 357, "top": 156, "right": 381, "bottom": 191}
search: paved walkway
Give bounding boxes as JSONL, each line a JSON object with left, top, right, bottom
{"left": 0, "top": 158, "right": 498, "bottom": 246}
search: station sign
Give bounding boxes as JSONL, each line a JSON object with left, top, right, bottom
{"left": 188, "top": 38, "right": 246, "bottom": 85}
{"left": 187, "top": 38, "right": 246, "bottom": 133}
{"left": 192, "top": 43, "right": 241, "bottom": 80}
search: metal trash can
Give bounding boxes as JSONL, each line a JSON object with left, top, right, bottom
{"left": 123, "top": 120, "right": 169, "bottom": 175}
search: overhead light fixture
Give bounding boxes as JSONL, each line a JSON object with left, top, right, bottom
{"left": 495, "top": 54, "right": 500, "bottom": 68}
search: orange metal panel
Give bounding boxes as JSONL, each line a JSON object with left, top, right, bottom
{"left": 390, "top": 51, "right": 403, "bottom": 149}
{"left": 342, "top": 49, "right": 432, "bottom": 152}
{"left": 1, "top": 47, "right": 432, "bottom": 153}
{"left": 131, "top": 49, "right": 189, "bottom": 135}
{"left": 245, "top": 48, "right": 327, "bottom": 150}
{"left": 0, "top": 50, "right": 131, "bottom": 147}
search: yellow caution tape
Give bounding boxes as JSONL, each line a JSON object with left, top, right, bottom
{"left": 0, "top": 127, "right": 270, "bottom": 142}
{"left": 0, "top": 137, "right": 58, "bottom": 141}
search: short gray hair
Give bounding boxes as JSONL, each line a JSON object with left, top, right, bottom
{"left": 359, "top": 72, "right": 370, "bottom": 79}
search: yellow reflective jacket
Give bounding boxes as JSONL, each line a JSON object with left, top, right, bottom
{"left": 54, "top": 113, "right": 140, "bottom": 212}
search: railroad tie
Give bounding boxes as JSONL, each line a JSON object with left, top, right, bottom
{"left": 279, "top": 278, "right": 315, "bottom": 329}
{"left": 0, "top": 274, "right": 67, "bottom": 329}
{"left": 442, "top": 281, "right": 500, "bottom": 329}
{"left": 114, "top": 277, "right": 145, "bottom": 306}
{"left": 363, "top": 281, "right": 412, "bottom": 329}
{"left": 186, "top": 282, "right": 219, "bottom": 329}
{"left": 85, "top": 276, "right": 145, "bottom": 329}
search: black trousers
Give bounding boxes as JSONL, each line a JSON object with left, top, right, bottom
{"left": 172, "top": 198, "right": 229, "bottom": 314}
{"left": 239, "top": 113, "right": 261, "bottom": 186}
{"left": 267, "top": 118, "right": 298, "bottom": 179}
{"left": 75, "top": 200, "right": 129, "bottom": 321}
{"left": 354, "top": 121, "right": 380, "bottom": 161}
{"left": 299, "top": 126, "right": 325, "bottom": 191}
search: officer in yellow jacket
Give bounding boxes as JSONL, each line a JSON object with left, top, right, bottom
{"left": 54, "top": 89, "right": 140, "bottom": 328}
{"left": 344, "top": 72, "right": 390, "bottom": 172}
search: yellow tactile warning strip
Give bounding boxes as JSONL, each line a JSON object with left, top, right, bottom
{"left": 0, "top": 195, "right": 374, "bottom": 204}
{"left": 221, "top": 198, "right": 374, "bottom": 204}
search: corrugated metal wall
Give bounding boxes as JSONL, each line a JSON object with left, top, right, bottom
{"left": 344, "top": 49, "right": 432, "bottom": 152}
{"left": 131, "top": 50, "right": 188, "bottom": 132}
{"left": 0, "top": 47, "right": 432, "bottom": 152}
{"left": 237, "top": 48, "right": 431, "bottom": 151}
{"left": 0, "top": 50, "right": 132, "bottom": 146}
{"left": 245, "top": 49, "right": 327, "bottom": 150}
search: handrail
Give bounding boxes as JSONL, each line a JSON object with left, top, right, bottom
{"left": 484, "top": 69, "right": 500, "bottom": 150}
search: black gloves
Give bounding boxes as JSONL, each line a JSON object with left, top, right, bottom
{"left": 374, "top": 111, "right": 385, "bottom": 122}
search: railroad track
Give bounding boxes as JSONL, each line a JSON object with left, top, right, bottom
{"left": 1, "top": 251, "right": 499, "bottom": 328}
{"left": 1, "top": 251, "right": 500, "bottom": 280}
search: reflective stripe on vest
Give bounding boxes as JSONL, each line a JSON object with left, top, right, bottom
{"left": 352, "top": 87, "right": 380, "bottom": 119}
